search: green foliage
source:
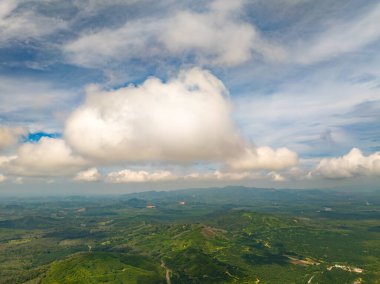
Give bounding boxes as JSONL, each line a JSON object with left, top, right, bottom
{"left": 0, "top": 187, "right": 380, "bottom": 283}
{"left": 42, "top": 252, "right": 164, "bottom": 284}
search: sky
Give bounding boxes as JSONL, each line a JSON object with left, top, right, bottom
{"left": 0, "top": 0, "right": 379, "bottom": 194}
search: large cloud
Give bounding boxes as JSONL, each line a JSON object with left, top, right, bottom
{"left": 313, "top": 148, "right": 380, "bottom": 179}
{"left": 1, "top": 137, "right": 86, "bottom": 177}
{"left": 65, "top": 67, "right": 299, "bottom": 174}
{"left": 65, "top": 68, "right": 243, "bottom": 163}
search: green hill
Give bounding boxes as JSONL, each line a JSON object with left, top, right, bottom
{"left": 41, "top": 252, "right": 165, "bottom": 284}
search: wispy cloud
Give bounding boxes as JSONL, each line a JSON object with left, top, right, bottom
{"left": 235, "top": 71, "right": 380, "bottom": 157}
{"left": 293, "top": 3, "right": 380, "bottom": 64}
{"left": 0, "top": 76, "right": 80, "bottom": 132}
{"left": 0, "top": 0, "right": 67, "bottom": 46}
{"left": 63, "top": 0, "right": 282, "bottom": 68}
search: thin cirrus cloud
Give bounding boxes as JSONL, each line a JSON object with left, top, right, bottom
{"left": 63, "top": 0, "right": 283, "bottom": 68}
{"left": 0, "top": 0, "right": 66, "bottom": 45}
{"left": 293, "top": 3, "right": 380, "bottom": 65}
{"left": 235, "top": 71, "right": 380, "bottom": 157}
{"left": 0, "top": 76, "right": 80, "bottom": 132}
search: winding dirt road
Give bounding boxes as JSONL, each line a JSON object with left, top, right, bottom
{"left": 161, "top": 260, "right": 172, "bottom": 284}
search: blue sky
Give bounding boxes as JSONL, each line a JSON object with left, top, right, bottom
{"left": 0, "top": 0, "right": 379, "bottom": 192}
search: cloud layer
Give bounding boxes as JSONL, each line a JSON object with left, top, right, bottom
{"left": 107, "top": 170, "right": 176, "bottom": 183}
{"left": 106, "top": 169, "right": 263, "bottom": 183}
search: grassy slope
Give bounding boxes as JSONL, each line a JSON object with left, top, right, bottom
{"left": 41, "top": 252, "right": 165, "bottom": 284}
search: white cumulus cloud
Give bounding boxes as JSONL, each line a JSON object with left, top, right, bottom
{"left": 313, "top": 148, "right": 380, "bottom": 179}
{"left": 1, "top": 137, "right": 87, "bottom": 177}
{"left": 65, "top": 68, "right": 243, "bottom": 163}
{"left": 74, "top": 167, "right": 102, "bottom": 182}
{"left": 226, "top": 146, "right": 298, "bottom": 171}
{"left": 65, "top": 67, "right": 299, "bottom": 175}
